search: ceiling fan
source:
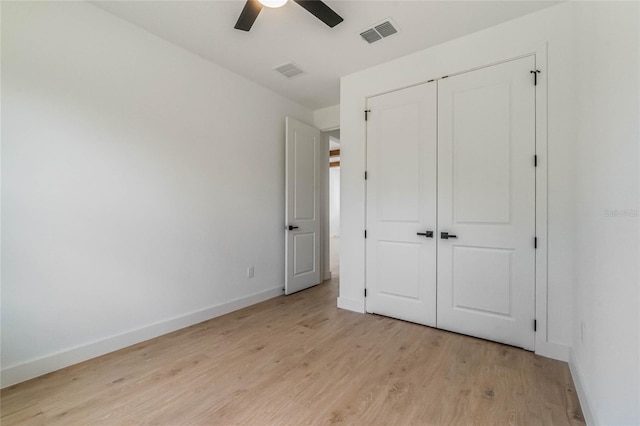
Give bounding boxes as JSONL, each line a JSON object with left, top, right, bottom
{"left": 234, "top": 0, "right": 343, "bottom": 32}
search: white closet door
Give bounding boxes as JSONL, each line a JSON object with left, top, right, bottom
{"left": 437, "top": 56, "right": 536, "bottom": 350}
{"left": 365, "top": 82, "right": 437, "bottom": 326}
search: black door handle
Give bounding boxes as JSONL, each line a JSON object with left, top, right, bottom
{"left": 287, "top": 225, "right": 299, "bottom": 231}
{"left": 416, "top": 231, "right": 434, "bottom": 238}
{"left": 441, "top": 232, "right": 457, "bottom": 239}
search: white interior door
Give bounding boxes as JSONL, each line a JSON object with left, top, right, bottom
{"left": 437, "top": 56, "right": 536, "bottom": 350}
{"left": 365, "top": 83, "right": 437, "bottom": 326}
{"left": 285, "top": 117, "right": 321, "bottom": 295}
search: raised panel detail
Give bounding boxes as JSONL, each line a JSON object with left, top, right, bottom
{"left": 378, "top": 241, "right": 420, "bottom": 299}
{"left": 378, "top": 104, "right": 420, "bottom": 222}
{"left": 452, "top": 246, "right": 512, "bottom": 316}
{"left": 453, "top": 82, "right": 511, "bottom": 224}
{"left": 293, "top": 233, "right": 315, "bottom": 276}
{"left": 294, "top": 132, "right": 316, "bottom": 220}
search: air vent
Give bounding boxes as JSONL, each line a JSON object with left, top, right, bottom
{"left": 375, "top": 21, "right": 398, "bottom": 38}
{"left": 359, "top": 18, "right": 400, "bottom": 44}
{"left": 360, "top": 29, "right": 382, "bottom": 44}
{"left": 274, "top": 62, "right": 304, "bottom": 79}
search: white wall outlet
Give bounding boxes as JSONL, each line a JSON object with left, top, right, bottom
{"left": 247, "top": 266, "right": 254, "bottom": 278}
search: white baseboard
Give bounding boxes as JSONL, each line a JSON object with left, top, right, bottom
{"left": 569, "top": 349, "right": 596, "bottom": 426}
{"left": 535, "top": 341, "right": 570, "bottom": 362}
{"left": 1, "top": 286, "right": 284, "bottom": 388}
{"left": 324, "top": 270, "right": 332, "bottom": 281}
{"left": 337, "top": 297, "right": 365, "bottom": 313}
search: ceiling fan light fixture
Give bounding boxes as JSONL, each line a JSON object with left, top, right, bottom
{"left": 234, "top": 0, "right": 342, "bottom": 31}
{"left": 258, "top": 0, "right": 287, "bottom": 8}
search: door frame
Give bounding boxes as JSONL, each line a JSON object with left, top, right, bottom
{"left": 361, "top": 45, "right": 552, "bottom": 356}
{"left": 321, "top": 129, "right": 341, "bottom": 283}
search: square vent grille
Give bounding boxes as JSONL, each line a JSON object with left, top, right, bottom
{"left": 360, "top": 18, "right": 399, "bottom": 44}
{"left": 274, "top": 62, "right": 304, "bottom": 79}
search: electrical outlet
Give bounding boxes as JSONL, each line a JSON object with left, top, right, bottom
{"left": 247, "top": 266, "right": 254, "bottom": 278}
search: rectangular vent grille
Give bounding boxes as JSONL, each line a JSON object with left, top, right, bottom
{"left": 375, "top": 21, "right": 398, "bottom": 38}
{"left": 360, "top": 29, "right": 382, "bottom": 44}
{"left": 274, "top": 62, "right": 304, "bottom": 79}
{"left": 360, "top": 19, "right": 399, "bottom": 44}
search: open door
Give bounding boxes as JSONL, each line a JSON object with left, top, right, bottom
{"left": 285, "top": 117, "right": 322, "bottom": 294}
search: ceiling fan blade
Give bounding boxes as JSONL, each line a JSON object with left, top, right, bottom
{"left": 293, "top": 0, "right": 343, "bottom": 28}
{"left": 234, "top": 0, "right": 263, "bottom": 31}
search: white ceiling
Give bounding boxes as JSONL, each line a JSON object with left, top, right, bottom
{"left": 93, "top": 0, "right": 560, "bottom": 110}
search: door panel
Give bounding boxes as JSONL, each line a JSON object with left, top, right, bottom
{"left": 293, "top": 233, "right": 315, "bottom": 276}
{"left": 437, "top": 56, "right": 536, "bottom": 350}
{"left": 285, "top": 117, "right": 321, "bottom": 294}
{"left": 453, "top": 82, "right": 512, "bottom": 224}
{"left": 377, "top": 103, "right": 421, "bottom": 222}
{"left": 365, "top": 83, "right": 437, "bottom": 327}
{"left": 378, "top": 241, "right": 421, "bottom": 299}
{"left": 452, "top": 246, "right": 513, "bottom": 316}
{"left": 293, "top": 135, "right": 316, "bottom": 220}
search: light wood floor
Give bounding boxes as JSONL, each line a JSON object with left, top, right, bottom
{"left": 1, "top": 277, "right": 584, "bottom": 425}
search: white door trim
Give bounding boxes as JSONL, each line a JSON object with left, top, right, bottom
{"left": 531, "top": 44, "right": 566, "bottom": 360}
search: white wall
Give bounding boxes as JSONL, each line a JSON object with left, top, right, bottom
{"left": 340, "top": 2, "right": 575, "bottom": 354}
{"left": 1, "top": 1, "right": 312, "bottom": 387}
{"left": 340, "top": 2, "right": 640, "bottom": 424}
{"left": 571, "top": 2, "right": 639, "bottom": 425}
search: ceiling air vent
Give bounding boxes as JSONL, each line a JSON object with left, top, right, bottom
{"left": 360, "top": 28, "right": 382, "bottom": 44}
{"left": 274, "top": 62, "right": 305, "bottom": 79}
{"left": 375, "top": 21, "right": 398, "bottom": 38}
{"left": 359, "top": 18, "right": 400, "bottom": 44}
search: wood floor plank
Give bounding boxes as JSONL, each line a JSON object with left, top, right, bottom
{"left": 1, "top": 277, "right": 584, "bottom": 425}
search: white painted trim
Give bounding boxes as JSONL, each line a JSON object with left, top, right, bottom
{"left": 569, "top": 349, "right": 597, "bottom": 426}
{"left": 533, "top": 43, "right": 553, "bottom": 361}
{"left": 535, "top": 341, "right": 569, "bottom": 362}
{"left": 320, "top": 130, "right": 331, "bottom": 286}
{"left": 1, "top": 286, "right": 284, "bottom": 388}
{"left": 337, "top": 297, "right": 365, "bottom": 313}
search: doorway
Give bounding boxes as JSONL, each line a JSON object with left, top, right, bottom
{"left": 327, "top": 130, "right": 340, "bottom": 278}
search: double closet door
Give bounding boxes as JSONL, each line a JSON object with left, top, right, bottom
{"left": 365, "top": 56, "right": 536, "bottom": 350}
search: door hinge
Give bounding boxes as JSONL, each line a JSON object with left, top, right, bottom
{"left": 365, "top": 171, "right": 368, "bottom": 180}
{"left": 530, "top": 69, "right": 541, "bottom": 86}
{"left": 364, "top": 230, "right": 367, "bottom": 238}
{"left": 534, "top": 319, "right": 537, "bottom": 332}
{"left": 534, "top": 155, "right": 538, "bottom": 167}
{"left": 364, "top": 288, "right": 367, "bottom": 297}
{"left": 365, "top": 109, "right": 371, "bottom": 121}
{"left": 534, "top": 237, "right": 538, "bottom": 249}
